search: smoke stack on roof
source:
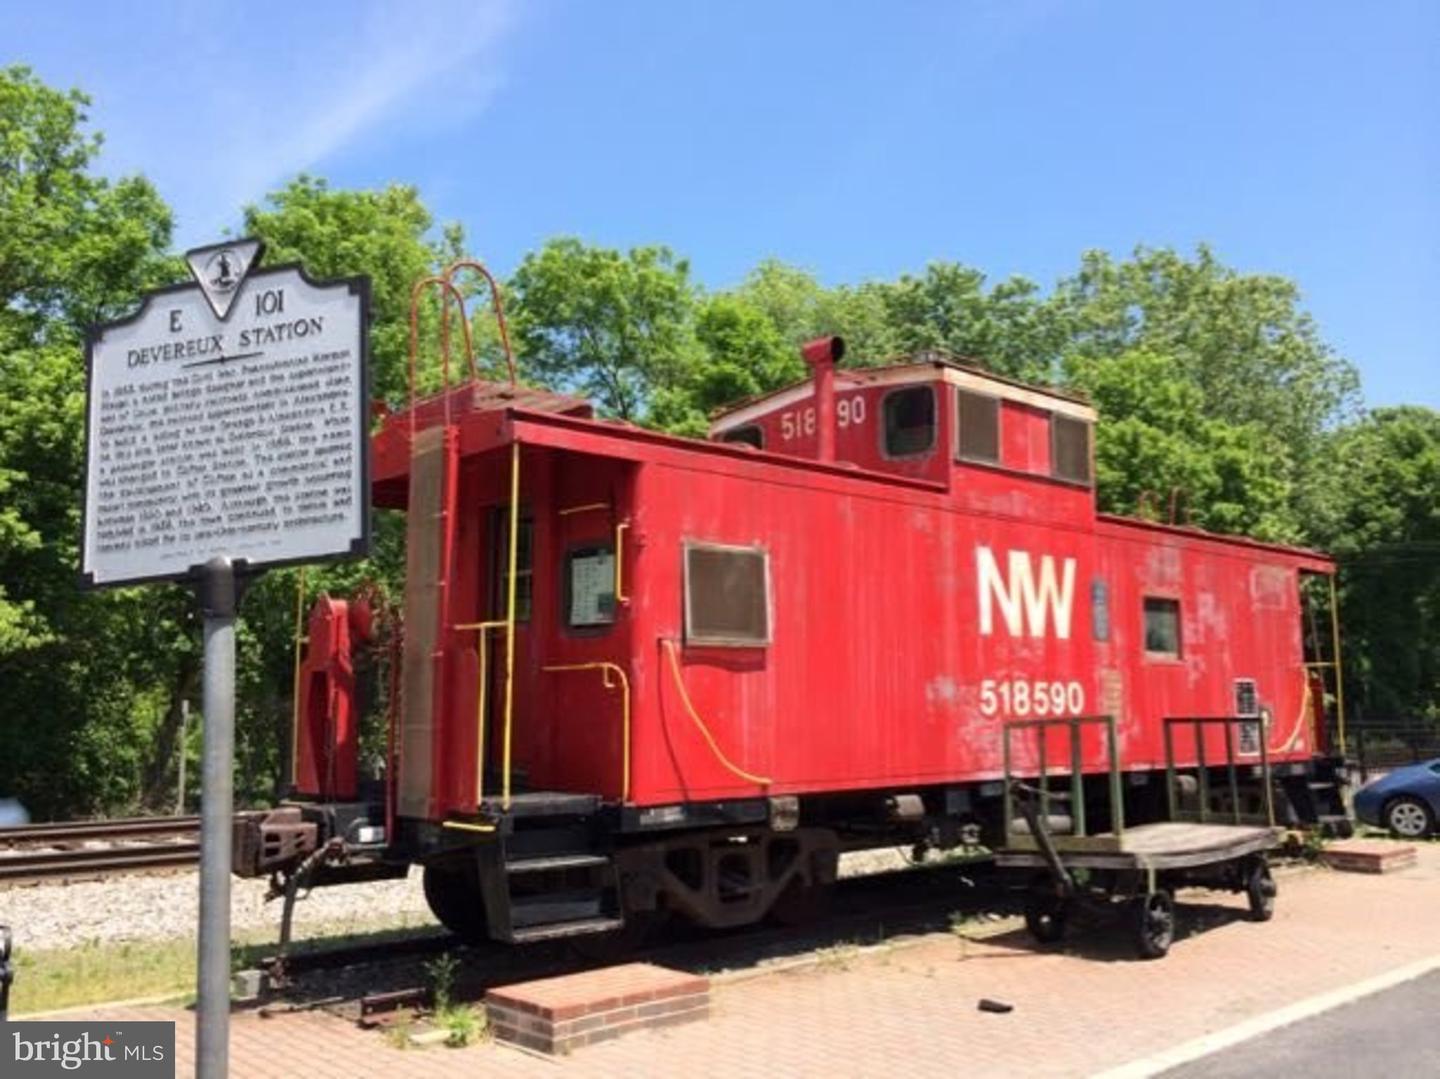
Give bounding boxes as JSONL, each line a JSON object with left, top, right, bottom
{"left": 800, "top": 336, "right": 845, "bottom": 463}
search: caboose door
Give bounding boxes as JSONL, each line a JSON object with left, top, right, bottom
{"left": 480, "top": 503, "right": 534, "bottom": 793}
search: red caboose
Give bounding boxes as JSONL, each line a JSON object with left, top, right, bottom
{"left": 238, "top": 322, "right": 1347, "bottom": 947}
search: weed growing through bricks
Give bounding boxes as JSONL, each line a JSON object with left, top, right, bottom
{"left": 421, "top": 952, "right": 488, "bottom": 1048}
{"left": 815, "top": 942, "right": 860, "bottom": 972}
{"left": 424, "top": 953, "right": 460, "bottom": 1011}
{"left": 384, "top": 1016, "right": 414, "bottom": 1050}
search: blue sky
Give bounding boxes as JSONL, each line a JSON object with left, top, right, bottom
{"left": 4, "top": 0, "right": 1436, "bottom": 407}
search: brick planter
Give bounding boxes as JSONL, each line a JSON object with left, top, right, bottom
{"left": 485, "top": 963, "right": 710, "bottom": 1054}
{"left": 1321, "top": 839, "right": 1419, "bottom": 874}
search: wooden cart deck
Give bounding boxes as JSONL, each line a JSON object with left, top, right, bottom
{"left": 996, "top": 822, "right": 1283, "bottom": 871}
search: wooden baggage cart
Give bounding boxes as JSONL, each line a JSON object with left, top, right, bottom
{"left": 996, "top": 716, "right": 1282, "bottom": 959}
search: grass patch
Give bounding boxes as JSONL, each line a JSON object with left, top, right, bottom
{"left": 9, "top": 921, "right": 448, "bottom": 1016}
{"left": 11, "top": 936, "right": 198, "bottom": 1015}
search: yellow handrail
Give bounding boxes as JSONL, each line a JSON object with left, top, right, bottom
{"left": 661, "top": 638, "right": 772, "bottom": 786}
{"left": 442, "top": 819, "right": 496, "bottom": 834}
{"left": 502, "top": 442, "right": 521, "bottom": 809}
{"left": 558, "top": 501, "right": 610, "bottom": 516}
{"left": 542, "top": 662, "right": 631, "bottom": 800}
{"left": 615, "top": 520, "right": 631, "bottom": 604}
{"left": 455, "top": 619, "right": 506, "bottom": 804}
{"left": 289, "top": 567, "right": 308, "bottom": 787}
{"left": 1328, "top": 572, "right": 1346, "bottom": 751}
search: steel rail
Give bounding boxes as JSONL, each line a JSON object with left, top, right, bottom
{"left": 0, "top": 815, "right": 200, "bottom": 846}
{"left": 0, "top": 841, "right": 200, "bottom": 883}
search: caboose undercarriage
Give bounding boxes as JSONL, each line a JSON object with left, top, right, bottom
{"left": 236, "top": 745, "right": 1347, "bottom": 953}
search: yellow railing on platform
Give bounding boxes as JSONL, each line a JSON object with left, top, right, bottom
{"left": 1328, "top": 572, "right": 1346, "bottom": 751}
{"left": 454, "top": 619, "right": 507, "bottom": 804}
{"left": 542, "top": 662, "right": 632, "bottom": 801}
{"left": 502, "top": 442, "right": 521, "bottom": 809}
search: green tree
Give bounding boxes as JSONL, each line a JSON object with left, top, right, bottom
{"left": 0, "top": 67, "right": 182, "bottom": 815}
{"left": 1049, "top": 247, "right": 1360, "bottom": 458}
{"left": 729, "top": 259, "right": 896, "bottom": 361}
{"left": 243, "top": 175, "right": 469, "bottom": 407}
{"left": 1314, "top": 407, "right": 1440, "bottom": 723}
{"left": 874, "top": 263, "right": 1064, "bottom": 382}
{"left": 1067, "top": 350, "right": 1295, "bottom": 538}
{"left": 649, "top": 293, "right": 801, "bottom": 435}
{"left": 508, "top": 238, "right": 701, "bottom": 422}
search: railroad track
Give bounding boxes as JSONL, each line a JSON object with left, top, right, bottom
{"left": 0, "top": 815, "right": 201, "bottom": 884}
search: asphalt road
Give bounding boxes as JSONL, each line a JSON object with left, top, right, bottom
{"left": 1164, "top": 971, "right": 1440, "bottom": 1078}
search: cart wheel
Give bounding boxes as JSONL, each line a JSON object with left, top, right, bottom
{"left": 1024, "top": 892, "right": 1068, "bottom": 945}
{"left": 1134, "top": 890, "right": 1175, "bottom": 960}
{"left": 1245, "top": 858, "right": 1276, "bottom": 922}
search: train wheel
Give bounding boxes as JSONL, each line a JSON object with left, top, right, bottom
{"left": 1023, "top": 892, "right": 1068, "bottom": 945}
{"left": 423, "top": 859, "right": 490, "bottom": 945}
{"left": 1245, "top": 859, "right": 1277, "bottom": 922}
{"left": 1133, "top": 890, "right": 1175, "bottom": 960}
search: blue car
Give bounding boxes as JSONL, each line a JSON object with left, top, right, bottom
{"left": 1353, "top": 758, "right": 1440, "bottom": 838}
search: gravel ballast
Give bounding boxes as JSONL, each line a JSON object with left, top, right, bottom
{"left": 0, "top": 847, "right": 923, "bottom": 954}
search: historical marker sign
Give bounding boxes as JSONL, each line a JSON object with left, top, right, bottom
{"left": 81, "top": 240, "right": 370, "bottom": 587}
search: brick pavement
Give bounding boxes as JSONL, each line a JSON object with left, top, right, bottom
{"left": 46, "top": 843, "right": 1440, "bottom": 1077}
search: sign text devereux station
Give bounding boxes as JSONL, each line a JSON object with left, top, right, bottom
{"left": 81, "top": 239, "right": 370, "bottom": 587}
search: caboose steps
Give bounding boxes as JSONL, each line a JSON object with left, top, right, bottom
{"left": 509, "top": 916, "right": 627, "bottom": 944}
{"left": 506, "top": 853, "right": 612, "bottom": 874}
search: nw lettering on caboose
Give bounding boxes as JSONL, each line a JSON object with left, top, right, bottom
{"left": 976, "top": 546, "right": 1076, "bottom": 640}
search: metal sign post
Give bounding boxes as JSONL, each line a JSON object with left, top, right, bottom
{"left": 196, "top": 557, "right": 237, "bottom": 1079}
{"left": 78, "top": 239, "right": 370, "bottom": 1077}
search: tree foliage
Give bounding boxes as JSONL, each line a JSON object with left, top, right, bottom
{"left": 243, "top": 176, "right": 466, "bottom": 406}
{"left": 1312, "top": 407, "right": 1440, "bottom": 721}
{"left": 0, "top": 67, "right": 183, "bottom": 815}
{"left": 509, "top": 239, "right": 700, "bottom": 423}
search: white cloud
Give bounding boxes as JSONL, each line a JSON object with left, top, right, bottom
{"left": 83, "top": 0, "right": 519, "bottom": 244}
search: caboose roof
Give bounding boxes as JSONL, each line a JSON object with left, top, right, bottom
{"left": 708, "top": 349, "right": 1095, "bottom": 433}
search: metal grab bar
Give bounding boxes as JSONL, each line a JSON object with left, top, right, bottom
{"left": 455, "top": 619, "right": 507, "bottom": 804}
{"left": 553, "top": 502, "right": 631, "bottom": 607}
{"left": 501, "top": 443, "right": 521, "bottom": 808}
{"left": 441, "top": 259, "right": 517, "bottom": 387}
{"left": 406, "top": 276, "right": 475, "bottom": 422}
{"left": 1001, "top": 715, "right": 1123, "bottom": 843}
{"left": 542, "top": 663, "right": 632, "bottom": 801}
{"left": 1163, "top": 716, "right": 1275, "bottom": 827}
{"left": 615, "top": 521, "right": 630, "bottom": 604}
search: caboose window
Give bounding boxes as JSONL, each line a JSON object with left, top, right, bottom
{"left": 721, "top": 425, "right": 763, "bottom": 449}
{"left": 882, "top": 386, "right": 936, "bottom": 457}
{"left": 1143, "top": 597, "right": 1182, "bottom": 658}
{"left": 955, "top": 389, "right": 1000, "bottom": 463}
{"left": 491, "top": 510, "right": 534, "bottom": 622}
{"left": 684, "top": 542, "right": 771, "bottom": 646}
{"left": 1051, "top": 414, "right": 1092, "bottom": 485}
{"left": 565, "top": 545, "right": 617, "bottom": 628}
